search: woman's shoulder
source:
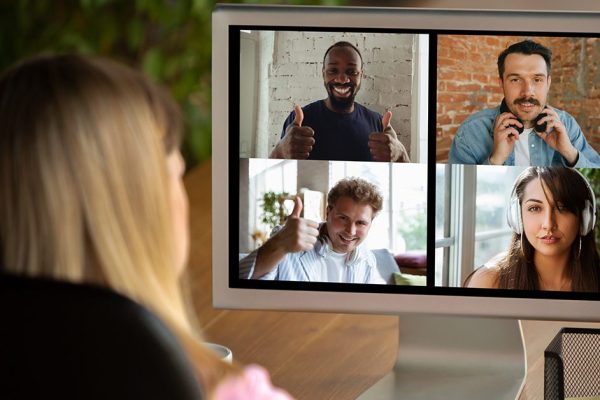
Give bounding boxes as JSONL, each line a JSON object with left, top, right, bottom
{"left": 465, "top": 266, "right": 500, "bottom": 288}
{"left": 464, "top": 252, "right": 507, "bottom": 288}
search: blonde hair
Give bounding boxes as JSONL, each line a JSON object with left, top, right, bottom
{"left": 0, "top": 54, "right": 236, "bottom": 395}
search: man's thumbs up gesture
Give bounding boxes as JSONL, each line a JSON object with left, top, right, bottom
{"left": 252, "top": 196, "right": 320, "bottom": 278}
{"left": 368, "top": 111, "right": 410, "bottom": 162}
{"left": 275, "top": 196, "right": 320, "bottom": 253}
{"left": 270, "top": 105, "right": 316, "bottom": 159}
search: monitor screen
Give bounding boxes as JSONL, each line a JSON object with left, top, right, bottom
{"left": 212, "top": 4, "right": 600, "bottom": 322}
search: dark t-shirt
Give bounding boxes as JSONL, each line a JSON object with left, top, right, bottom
{"left": 281, "top": 100, "right": 382, "bottom": 161}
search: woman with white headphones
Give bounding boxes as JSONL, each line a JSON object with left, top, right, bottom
{"left": 467, "top": 167, "right": 600, "bottom": 291}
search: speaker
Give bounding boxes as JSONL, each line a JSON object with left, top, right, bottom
{"left": 506, "top": 168, "right": 596, "bottom": 236}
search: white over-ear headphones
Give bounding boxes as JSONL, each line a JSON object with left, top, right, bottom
{"left": 506, "top": 168, "right": 597, "bottom": 236}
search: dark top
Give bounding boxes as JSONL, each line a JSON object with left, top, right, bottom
{"left": 0, "top": 273, "right": 203, "bottom": 399}
{"left": 281, "top": 100, "right": 383, "bottom": 161}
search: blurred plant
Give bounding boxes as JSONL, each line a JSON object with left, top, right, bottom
{"left": 0, "top": 0, "right": 348, "bottom": 168}
{"left": 259, "top": 191, "right": 289, "bottom": 231}
{"left": 578, "top": 168, "right": 600, "bottom": 255}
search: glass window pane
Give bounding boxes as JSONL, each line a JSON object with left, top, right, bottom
{"left": 474, "top": 165, "right": 522, "bottom": 267}
{"left": 392, "top": 163, "right": 428, "bottom": 253}
{"left": 435, "top": 246, "right": 445, "bottom": 286}
{"left": 435, "top": 164, "right": 446, "bottom": 240}
{"left": 474, "top": 234, "right": 512, "bottom": 268}
{"left": 248, "top": 159, "right": 297, "bottom": 236}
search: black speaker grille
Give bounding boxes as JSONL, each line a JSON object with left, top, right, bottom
{"left": 544, "top": 328, "right": 600, "bottom": 400}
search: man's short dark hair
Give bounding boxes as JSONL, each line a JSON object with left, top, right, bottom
{"left": 497, "top": 40, "right": 552, "bottom": 79}
{"left": 322, "top": 41, "right": 363, "bottom": 69}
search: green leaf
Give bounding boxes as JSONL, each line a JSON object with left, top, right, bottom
{"left": 127, "top": 18, "right": 143, "bottom": 49}
{"left": 142, "top": 48, "right": 163, "bottom": 81}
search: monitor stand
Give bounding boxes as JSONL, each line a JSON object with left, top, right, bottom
{"left": 358, "top": 314, "right": 526, "bottom": 400}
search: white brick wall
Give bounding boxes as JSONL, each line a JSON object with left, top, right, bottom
{"left": 262, "top": 31, "right": 416, "bottom": 158}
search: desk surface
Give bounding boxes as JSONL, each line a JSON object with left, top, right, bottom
{"left": 184, "top": 161, "right": 600, "bottom": 400}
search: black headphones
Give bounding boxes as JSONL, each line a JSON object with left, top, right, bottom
{"left": 506, "top": 168, "right": 597, "bottom": 236}
{"left": 499, "top": 99, "right": 547, "bottom": 135}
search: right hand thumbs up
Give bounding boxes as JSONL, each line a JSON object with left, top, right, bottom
{"left": 272, "top": 105, "right": 315, "bottom": 160}
{"left": 277, "top": 196, "right": 319, "bottom": 253}
{"left": 290, "top": 195, "right": 303, "bottom": 218}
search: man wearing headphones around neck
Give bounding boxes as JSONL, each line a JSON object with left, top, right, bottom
{"left": 448, "top": 39, "right": 600, "bottom": 167}
{"left": 239, "top": 177, "right": 386, "bottom": 284}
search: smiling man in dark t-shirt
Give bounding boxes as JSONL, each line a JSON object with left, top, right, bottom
{"left": 270, "top": 41, "right": 410, "bottom": 162}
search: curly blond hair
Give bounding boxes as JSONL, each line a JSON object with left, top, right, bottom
{"left": 327, "top": 177, "right": 383, "bottom": 216}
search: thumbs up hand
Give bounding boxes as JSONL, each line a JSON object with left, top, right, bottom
{"left": 382, "top": 110, "right": 392, "bottom": 131}
{"left": 252, "top": 196, "right": 320, "bottom": 278}
{"left": 289, "top": 195, "right": 304, "bottom": 219}
{"left": 292, "top": 104, "right": 304, "bottom": 127}
{"left": 270, "top": 105, "right": 315, "bottom": 159}
{"left": 368, "top": 111, "right": 410, "bottom": 162}
{"left": 273, "top": 196, "right": 320, "bottom": 253}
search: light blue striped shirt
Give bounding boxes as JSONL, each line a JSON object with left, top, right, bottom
{"left": 239, "top": 234, "right": 385, "bottom": 284}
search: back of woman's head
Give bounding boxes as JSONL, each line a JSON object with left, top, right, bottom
{"left": 0, "top": 53, "right": 190, "bottom": 324}
{"left": 0, "top": 54, "right": 239, "bottom": 393}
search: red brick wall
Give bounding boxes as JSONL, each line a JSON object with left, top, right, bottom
{"left": 436, "top": 35, "right": 600, "bottom": 162}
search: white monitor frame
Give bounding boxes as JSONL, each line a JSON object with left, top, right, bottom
{"left": 212, "top": 4, "right": 600, "bottom": 322}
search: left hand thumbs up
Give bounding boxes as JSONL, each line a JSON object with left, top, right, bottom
{"left": 368, "top": 110, "right": 410, "bottom": 162}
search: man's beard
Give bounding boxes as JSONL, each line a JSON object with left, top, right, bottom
{"left": 326, "top": 83, "right": 359, "bottom": 112}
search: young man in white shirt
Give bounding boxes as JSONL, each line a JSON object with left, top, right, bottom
{"left": 239, "top": 177, "right": 386, "bottom": 284}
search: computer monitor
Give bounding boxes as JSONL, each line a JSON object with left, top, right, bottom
{"left": 212, "top": 4, "right": 600, "bottom": 399}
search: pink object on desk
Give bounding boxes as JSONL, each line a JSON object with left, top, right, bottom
{"left": 214, "top": 365, "right": 294, "bottom": 400}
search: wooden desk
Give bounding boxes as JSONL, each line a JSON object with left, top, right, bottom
{"left": 184, "top": 161, "right": 600, "bottom": 400}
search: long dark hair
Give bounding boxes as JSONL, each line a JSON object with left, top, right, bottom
{"left": 497, "top": 167, "right": 600, "bottom": 291}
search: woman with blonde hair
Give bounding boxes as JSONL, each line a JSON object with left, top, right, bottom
{"left": 0, "top": 54, "right": 291, "bottom": 399}
{"left": 467, "top": 167, "right": 600, "bottom": 292}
